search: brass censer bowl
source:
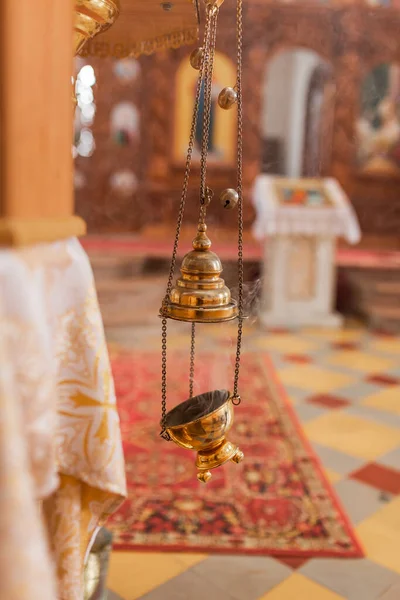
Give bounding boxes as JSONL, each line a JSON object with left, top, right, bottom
{"left": 164, "top": 389, "right": 244, "bottom": 483}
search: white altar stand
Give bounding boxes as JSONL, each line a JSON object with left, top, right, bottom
{"left": 252, "top": 176, "right": 361, "bottom": 329}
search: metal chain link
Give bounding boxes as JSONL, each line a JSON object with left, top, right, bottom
{"left": 160, "top": 9, "right": 214, "bottom": 312}
{"left": 160, "top": 317, "right": 170, "bottom": 439}
{"left": 190, "top": 8, "right": 219, "bottom": 397}
{"left": 189, "top": 322, "right": 196, "bottom": 398}
{"left": 233, "top": 0, "right": 244, "bottom": 404}
{"left": 160, "top": 7, "right": 215, "bottom": 439}
{"left": 199, "top": 7, "right": 219, "bottom": 226}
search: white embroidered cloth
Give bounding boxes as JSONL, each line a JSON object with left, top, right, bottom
{"left": 252, "top": 175, "right": 361, "bottom": 244}
{"left": 0, "top": 237, "right": 126, "bottom": 600}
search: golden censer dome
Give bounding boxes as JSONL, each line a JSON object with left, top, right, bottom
{"left": 163, "top": 225, "right": 238, "bottom": 323}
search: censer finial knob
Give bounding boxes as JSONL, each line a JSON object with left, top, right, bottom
{"left": 192, "top": 225, "right": 212, "bottom": 251}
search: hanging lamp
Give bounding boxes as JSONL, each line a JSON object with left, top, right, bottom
{"left": 159, "top": 0, "right": 245, "bottom": 484}
{"left": 75, "top": 0, "right": 200, "bottom": 59}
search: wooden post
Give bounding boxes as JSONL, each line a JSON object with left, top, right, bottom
{"left": 0, "top": 0, "right": 86, "bottom": 246}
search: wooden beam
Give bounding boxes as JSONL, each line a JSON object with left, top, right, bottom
{"left": 0, "top": 0, "right": 85, "bottom": 245}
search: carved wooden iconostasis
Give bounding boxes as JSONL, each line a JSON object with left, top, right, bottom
{"left": 74, "top": 0, "right": 400, "bottom": 241}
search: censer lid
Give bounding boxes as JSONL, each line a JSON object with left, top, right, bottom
{"left": 164, "top": 389, "right": 230, "bottom": 429}
{"left": 162, "top": 226, "right": 238, "bottom": 323}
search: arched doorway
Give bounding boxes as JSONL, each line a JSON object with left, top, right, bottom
{"left": 261, "top": 48, "right": 335, "bottom": 177}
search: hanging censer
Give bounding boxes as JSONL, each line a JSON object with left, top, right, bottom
{"left": 159, "top": 0, "right": 245, "bottom": 483}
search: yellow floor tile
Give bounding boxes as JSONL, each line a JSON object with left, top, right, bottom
{"left": 252, "top": 334, "right": 316, "bottom": 354}
{"left": 285, "top": 392, "right": 299, "bottom": 406}
{"left": 324, "top": 468, "right": 342, "bottom": 483}
{"left": 107, "top": 551, "right": 207, "bottom": 599}
{"left": 258, "top": 573, "right": 345, "bottom": 600}
{"left": 304, "top": 412, "right": 400, "bottom": 460}
{"left": 370, "top": 337, "right": 400, "bottom": 355}
{"left": 327, "top": 351, "right": 394, "bottom": 373}
{"left": 278, "top": 364, "right": 354, "bottom": 393}
{"left": 357, "top": 497, "right": 400, "bottom": 574}
{"left": 362, "top": 386, "right": 400, "bottom": 416}
{"left": 303, "top": 327, "right": 363, "bottom": 343}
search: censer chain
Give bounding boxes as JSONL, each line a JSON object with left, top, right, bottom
{"left": 160, "top": 8, "right": 215, "bottom": 439}
{"left": 160, "top": 317, "right": 170, "bottom": 439}
{"left": 233, "top": 0, "right": 244, "bottom": 405}
{"left": 190, "top": 7, "right": 219, "bottom": 396}
{"left": 189, "top": 322, "right": 196, "bottom": 398}
{"left": 199, "top": 7, "right": 219, "bottom": 225}
{"left": 161, "top": 8, "right": 214, "bottom": 311}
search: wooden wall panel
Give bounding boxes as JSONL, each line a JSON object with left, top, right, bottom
{"left": 75, "top": 1, "right": 400, "bottom": 239}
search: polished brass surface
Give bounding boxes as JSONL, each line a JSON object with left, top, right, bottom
{"left": 79, "top": 0, "right": 198, "bottom": 60}
{"left": 203, "top": 186, "right": 214, "bottom": 207}
{"left": 164, "top": 390, "right": 244, "bottom": 483}
{"left": 205, "top": 0, "right": 225, "bottom": 8}
{"left": 220, "top": 188, "right": 239, "bottom": 210}
{"left": 218, "top": 86, "right": 238, "bottom": 109}
{"left": 74, "top": 0, "right": 120, "bottom": 55}
{"left": 190, "top": 47, "right": 204, "bottom": 70}
{"left": 197, "top": 471, "right": 212, "bottom": 483}
{"left": 161, "top": 225, "right": 238, "bottom": 323}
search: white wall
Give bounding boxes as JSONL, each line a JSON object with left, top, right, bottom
{"left": 288, "top": 51, "right": 321, "bottom": 176}
{"left": 263, "top": 52, "right": 294, "bottom": 173}
{"left": 263, "top": 49, "right": 323, "bottom": 177}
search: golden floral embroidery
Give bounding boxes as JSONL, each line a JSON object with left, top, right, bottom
{"left": 0, "top": 238, "right": 126, "bottom": 600}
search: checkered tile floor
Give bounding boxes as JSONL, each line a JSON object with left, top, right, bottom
{"left": 105, "top": 322, "right": 400, "bottom": 600}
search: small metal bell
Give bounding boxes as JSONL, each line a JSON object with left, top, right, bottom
{"left": 218, "top": 86, "right": 237, "bottom": 109}
{"left": 161, "top": 224, "right": 238, "bottom": 323}
{"left": 164, "top": 389, "right": 244, "bottom": 483}
{"left": 190, "top": 47, "right": 203, "bottom": 70}
{"left": 220, "top": 188, "right": 239, "bottom": 210}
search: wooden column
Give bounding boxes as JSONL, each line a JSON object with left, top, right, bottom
{"left": 0, "top": 0, "right": 86, "bottom": 246}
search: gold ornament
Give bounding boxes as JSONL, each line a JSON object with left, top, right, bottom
{"left": 205, "top": 0, "right": 225, "bottom": 8}
{"left": 190, "top": 47, "right": 204, "bottom": 70}
{"left": 218, "top": 86, "right": 238, "bottom": 110}
{"left": 74, "top": 0, "right": 120, "bottom": 55}
{"left": 164, "top": 390, "right": 244, "bottom": 483}
{"left": 161, "top": 225, "right": 238, "bottom": 323}
{"left": 220, "top": 188, "right": 239, "bottom": 210}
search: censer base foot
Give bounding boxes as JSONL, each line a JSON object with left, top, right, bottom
{"left": 196, "top": 440, "right": 244, "bottom": 483}
{"left": 197, "top": 471, "right": 212, "bottom": 483}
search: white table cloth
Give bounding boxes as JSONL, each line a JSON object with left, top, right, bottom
{"left": 252, "top": 175, "right": 361, "bottom": 244}
{"left": 251, "top": 176, "right": 361, "bottom": 328}
{"left": 0, "top": 237, "right": 126, "bottom": 600}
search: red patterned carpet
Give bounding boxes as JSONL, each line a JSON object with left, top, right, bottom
{"left": 109, "top": 351, "right": 363, "bottom": 557}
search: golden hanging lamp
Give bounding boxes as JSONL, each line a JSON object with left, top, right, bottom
{"left": 74, "top": 0, "right": 200, "bottom": 60}
{"left": 159, "top": 0, "right": 245, "bottom": 484}
{"left": 74, "top": 0, "right": 121, "bottom": 55}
